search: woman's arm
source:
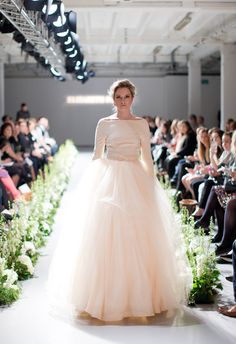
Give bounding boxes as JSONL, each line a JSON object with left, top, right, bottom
{"left": 92, "top": 119, "right": 106, "bottom": 160}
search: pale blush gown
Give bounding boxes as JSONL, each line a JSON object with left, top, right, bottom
{"left": 47, "top": 117, "right": 192, "bottom": 321}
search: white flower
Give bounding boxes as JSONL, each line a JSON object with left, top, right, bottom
{"left": 0, "top": 257, "right": 6, "bottom": 275}
{"left": 17, "top": 255, "right": 34, "bottom": 275}
{"left": 42, "top": 222, "right": 50, "bottom": 231}
{"left": 9, "top": 284, "right": 19, "bottom": 291}
{"left": 196, "top": 254, "right": 206, "bottom": 277}
{"left": 188, "top": 238, "right": 199, "bottom": 252}
{"left": 3, "top": 269, "right": 18, "bottom": 288}
{"left": 21, "top": 241, "right": 36, "bottom": 255}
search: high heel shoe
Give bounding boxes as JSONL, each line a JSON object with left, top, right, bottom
{"left": 215, "top": 245, "right": 232, "bottom": 256}
{"left": 194, "top": 219, "right": 209, "bottom": 229}
{"left": 211, "top": 234, "right": 222, "bottom": 243}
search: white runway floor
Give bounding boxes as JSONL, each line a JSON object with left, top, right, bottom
{"left": 0, "top": 150, "right": 235, "bottom": 344}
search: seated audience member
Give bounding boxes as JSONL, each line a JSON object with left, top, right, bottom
{"left": 193, "top": 131, "right": 234, "bottom": 218}
{"left": 173, "top": 127, "right": 209, "bottom": 191}
{"left": 152, "top": 121, "right": 171, "bottom": 169}
{"left": 225, "top": 118, "right": 236, "bottom": 132}
{"left": 168, "top": 119, "right": 180, "bottom": 152}
{"left": 150, "top": 116, "right": 163, "bottom": 146}
{"left": 16, "top": 102, "right": 31, "bottom": 121}
{"left": 0, "top": 122, "right": 21, "bottom": 154}
{"left": 33, "top": 117, "right": 58, "bottom": 156}
{"left": 195, "top": 131, "right": 236, "bottom": 244}
{"left": 144, "top": 116, "right": 157, "bottom": 137}
{"left": 0, "top": 136, "right": 23, "bottom": 186}
{"left": 188, "top": 114, "right": 198, "bottom": 132}
{"left": 164, "top": 120, "right": 197, "bottom": 179}
{"left": 218, "top": 239, "right": 236, "bottom": 317}
{"left": 0, "top": 168, "right": 20, "bottom": 200}
{"left": 180, "top": 127, "right": 210, "bottom": 198}
{"left": 2, "top": 115, "right": 13, "bottom": 123}
{"left": 197, "top": 115, "right": 205, "bottom": 127}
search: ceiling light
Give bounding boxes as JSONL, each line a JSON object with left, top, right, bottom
{"left": 42, "top": 1, "right": 63, "bottom": 23}
{"left": 174, "top": 12, "right": 192, "bottom": 31}
{"left": 50, "top": 66, "right": 61, "bottom": 77}
{"left": 65, "top": 45, "right": 75, "bottom": 52}
{"left": 56, "top": 29, "right": 69, "bottom": 37}
{"left": 68, "top": 50, "right": 78, "bottom": 58}
{"left": 64, "top": 36, "right": 72, "bottom": 45}
{"left": 75, "top": 61, "right": 81, "bottom": 70}
{"left": 53, "top": 13, "right": 66, "bottom": 27}
{"left": 77, "top": 75, "right": 84, "bottom": 80}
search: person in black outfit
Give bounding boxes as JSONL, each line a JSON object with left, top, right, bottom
{"left": 16, "top": 103, "right": 30, "bottom": 121}
{"left": 164, "top": 120, "right": 197, "bottom": 180}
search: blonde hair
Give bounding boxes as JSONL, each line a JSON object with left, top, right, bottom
{"left": 108, "top": 79, "right": 136, "bottom": 99}
{"left": 197, "top": 127, "right": 210, "bottom": 164}
{"left": 170, "top": 119, "right": 179, "bottom": 136}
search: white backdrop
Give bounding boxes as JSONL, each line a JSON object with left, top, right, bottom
{"left": 5, "top": 76, "right": 220, "bottom": 146}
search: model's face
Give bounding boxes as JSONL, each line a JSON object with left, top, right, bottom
{"left": 113, "top": 87, "right": 133, "bottom": 111}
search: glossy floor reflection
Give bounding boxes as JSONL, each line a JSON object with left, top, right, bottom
{"left": 0, "top": 151, "right": 235, "bottom": 344}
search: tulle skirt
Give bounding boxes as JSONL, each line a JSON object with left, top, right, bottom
{"left": 47, "top": 158, "right": 192, "bottom": 321}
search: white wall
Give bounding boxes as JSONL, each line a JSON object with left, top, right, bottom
{"left": 5, "top": 75, "right": 220, "bottom": 146}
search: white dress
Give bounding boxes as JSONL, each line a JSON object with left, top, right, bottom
{"left": 47, "top": 117, "right": 192, "bottom": 321}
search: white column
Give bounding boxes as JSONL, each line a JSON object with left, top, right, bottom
{"left": 221, "top": 44, "right": 236, "bottom": 130}
{"left": 188, "top": 58, "right": 201, "bottom": 116}
{"left": 0, "top": 62, "right": 4, "bottom": 119}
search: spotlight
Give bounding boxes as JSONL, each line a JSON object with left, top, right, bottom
{"left": 64, "top": 35, "right": 72, "bottom": 45}
{"left": 52, "top": 11, "right": 66, "bottom": 28}
{"left": 42, "top": 0, "right": 63, "bottom": 23}
{"left": 54, "top": 28, "right": 70, "bottom": 43}
{"left": 75, "top": 60, "right": 81, "bottom": 70}
{"left": 24, "top": 0, "right": 46, "bottom": 11}
{"left": 76, "top": 74, "right": 84, "bottom": 80}
{"left": 57, "top": 29, "right": 69, "bottom": 37}
{"left": 68, "top": 50, "right": 78, "bottom": 58}
{"left": 65, "top": 45, "right": 75, "bottom": 52}
{"left": 50, "top": 66, "right": 61, "bottom": 77}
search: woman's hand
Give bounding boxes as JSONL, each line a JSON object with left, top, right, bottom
{"left": 187, "top": 155, "right": 195, "bottom": 162}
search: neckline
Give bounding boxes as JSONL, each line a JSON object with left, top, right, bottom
{"left": 107, "top": 117, "right": 143, "bottom": 121}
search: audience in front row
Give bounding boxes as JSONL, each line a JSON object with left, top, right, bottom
{"left": 147, "top": 114, "right": 236, "bottom": 317}
{"left": 0, "top": 113, "right": 57, "bottom": 208}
